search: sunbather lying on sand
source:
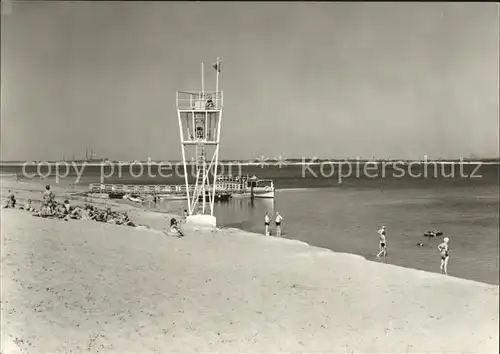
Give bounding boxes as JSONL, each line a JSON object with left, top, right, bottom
{"left": 32, "top": 202, "right": 68, "bottom": 220}
{"left": 10, "top": 196, "right": 141, "bottom": 229}
{"left": 19, "top": 199, "right": 34, "bottom": 212}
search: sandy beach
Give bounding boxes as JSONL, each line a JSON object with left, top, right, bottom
{"left": 1, "top": 180, "right": 499, "bottom": 353}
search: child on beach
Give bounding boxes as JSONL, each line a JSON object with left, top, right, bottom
{"left": 40, "top": 203, "right": 53, "bottom": 217}
{"left": 376, "top": 226, "right": 387, "bottom": 258}
{"left": 165, "top": 218, "right": 184, "bottom": 237}
{"left": 438, "top": 237, "right": 450, "bottom": 275}
{"left": 63, "top": 200, "right": 72, "bottom": 215}
{"left": 3, "top": 194, "right": 16, "bottom": 208}
{"left": 23, "top": 199, "right": 34, "bottom": 212}
{"left": 264, "top": 212, "right": 271, "bottom": 236}
{"left": 275, "top": 212, "right": 283, "bottom": 237}
{"left": 122, "top": 213, "right": 135, "bottom": 227}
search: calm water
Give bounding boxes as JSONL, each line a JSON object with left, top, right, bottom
{"left": 2, "top": 163, "right": 499, "bottom": 284}
{"left": 214, "top": 186, "right": 499, "bottom": 285}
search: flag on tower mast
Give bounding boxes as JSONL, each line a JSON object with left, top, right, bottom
{"left": 212, "top": 60, "right": 221, "bottom": 72}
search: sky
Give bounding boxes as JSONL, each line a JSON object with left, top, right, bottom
{"left": 1, "top": 1, "right": 499, "bottom": 161}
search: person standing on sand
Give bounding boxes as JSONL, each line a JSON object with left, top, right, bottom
{"left": 275, "top": 212, "right": 283, "bottom": 237}
{"left": 438, "top": 237, "right": 450, "bottom": 275}
{"left": 43, "top": 185, "right": 54, "bottom": 204}
{"left": 42, "top": 185, "right": 55, "bottom": 216}
{"left": 183, "top": 209, "right": 189, "bottom": 222}
{"left": 3, "top": 193, "right": 16, "bottom": 208}
{"left": 264, "top": 212, "right": 271, "bottom": 236}
{"left": 376, "top": 225, "right": 387, "bottom": 258}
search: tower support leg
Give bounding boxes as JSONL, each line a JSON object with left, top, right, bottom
{"left": 186, "top": 214, "right": 216, "bottom": 229}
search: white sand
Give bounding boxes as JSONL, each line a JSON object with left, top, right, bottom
{"left": 1, "top": 206, "right": 498, "bottom": 354}
{"left": 1, "top": 179, "right": 499, "bottom": 353}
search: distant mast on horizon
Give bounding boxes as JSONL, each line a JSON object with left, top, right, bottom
{"left": 85, "top": 147, "right": 98, "bottom": 161}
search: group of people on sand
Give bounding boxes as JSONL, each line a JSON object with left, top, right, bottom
{"left": 376, "top": 225, "right": 451, "bottom": 275}
{"left": 264, "top": 212, "right": 283, "bottom": 237}
{"left": 70, "top": 205, "right": 136, "bottom": 226}
{"left": 4, "top": 185, "right": 137, "bottom": 227}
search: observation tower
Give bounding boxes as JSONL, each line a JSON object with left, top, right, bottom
{"left": 176, "top": 58, "right": 223, "bottom": 228}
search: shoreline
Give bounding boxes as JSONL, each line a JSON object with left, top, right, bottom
{"left": 221, "top": 226, "right": 499, "bottom": 288}
{"left": 2, "top": 178, "right": 499, "bottom": 352}
{"left": 2, "top": 207, "right": 498, "bottom": 353}
{"left": 2, "top": 178, "right": 498, "bottom": 287}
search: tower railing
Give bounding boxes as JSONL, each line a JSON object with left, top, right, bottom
{"left": 176, "top": 91, "right": 223, "bottom": 111}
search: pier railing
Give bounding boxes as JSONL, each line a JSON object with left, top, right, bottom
{"left": 89, "top": 183, "right": 191, "bottom": 194}
{"left": 88, "top": 182, "right": 245, "bottom": 195}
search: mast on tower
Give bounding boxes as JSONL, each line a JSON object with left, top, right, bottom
{"left": 176, "top": 58, "right": 223, "bottom": 228}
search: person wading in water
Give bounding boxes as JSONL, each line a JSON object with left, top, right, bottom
{"left": 376, "top": 225, "right": 387, "bottom": 258}
{"left": 437, "top": 237, "right": 450, "bottom": 275}
{"left": 275, "top": 212, "right": 283, "bottom": 237}
{"left": 264, "top": 212, "right": 271, "bottom": 236}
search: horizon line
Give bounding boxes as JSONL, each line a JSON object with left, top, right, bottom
{"left": 1, "top": 157, "right": 499, "bottom": 164}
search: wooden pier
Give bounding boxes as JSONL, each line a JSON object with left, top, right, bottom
{"left": 88, "top": 182, "right": 245, "bottom": 195}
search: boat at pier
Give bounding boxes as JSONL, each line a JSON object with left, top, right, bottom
{"left": 215, "top": 175, "right": 275, "bottom": 199}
